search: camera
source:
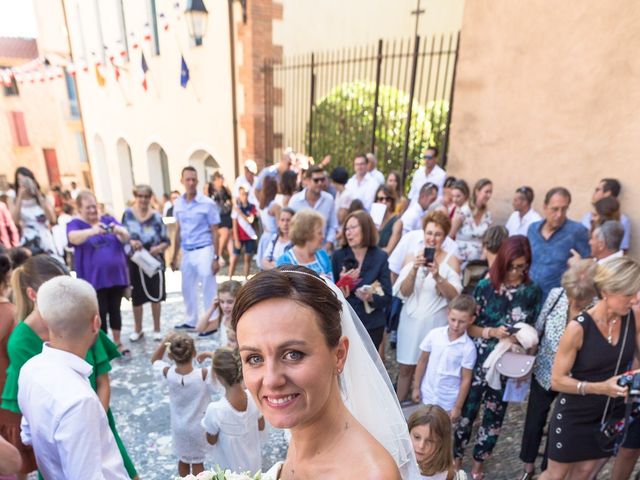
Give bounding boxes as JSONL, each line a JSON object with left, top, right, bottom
{"left": 617, "top": 372, "right": 640, "bottom": 396}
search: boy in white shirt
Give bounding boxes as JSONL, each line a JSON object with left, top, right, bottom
{"left": 412, "top": 294, "right": 477, "bottom": 421}
{"left": 18, "top": 276, "right": 128, "bottom": 480}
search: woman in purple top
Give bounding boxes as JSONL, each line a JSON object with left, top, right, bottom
{"left": 67, "top": 191, "right": 130, "bottom": 353}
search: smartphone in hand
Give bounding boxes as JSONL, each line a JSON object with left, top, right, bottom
{"left": 423, "top": 247, "right": 436, "bottom": 264}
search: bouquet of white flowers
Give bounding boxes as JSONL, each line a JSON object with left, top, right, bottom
{"left": 175, "top": 468, "right": 262, "bottom": 480}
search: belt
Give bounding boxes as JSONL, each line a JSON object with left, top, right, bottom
{"left": 183, "top": 244, "right": 212, "bottom": 252}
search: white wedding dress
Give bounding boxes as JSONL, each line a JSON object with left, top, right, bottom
{"left": 259, "top": 274, "right": 420, "bottom": 479}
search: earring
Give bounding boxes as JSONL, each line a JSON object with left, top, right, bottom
{"left": 337, "top": 367, "right": 343, "bottom": 375}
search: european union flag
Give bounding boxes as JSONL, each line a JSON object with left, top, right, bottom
{"left": 180, "top": 55, "right": 190, "bottom": 88}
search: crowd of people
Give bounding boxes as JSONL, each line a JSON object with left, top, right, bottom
{"left": 0, "top": 148, "right": 639, "bottom": 479}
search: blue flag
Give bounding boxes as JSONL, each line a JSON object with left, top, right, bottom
{"left": 180, "top": 55, "right": 190, "bottom": 88}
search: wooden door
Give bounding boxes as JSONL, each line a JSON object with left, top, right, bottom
{"left": 43, "top": 148, "right": 61, "bottom": 186}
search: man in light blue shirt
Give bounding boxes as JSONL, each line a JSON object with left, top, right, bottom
{"left": 289, "top": 166, "right": 338, "bottom": 250}
{"left": 171, "top": 166, "right": 220, "bottom": 329}
{"left": 254, "top": 149, "right": 294, "bottom": 195}
{"left": 528, "top": 187, "right": 590, "bottom": 300}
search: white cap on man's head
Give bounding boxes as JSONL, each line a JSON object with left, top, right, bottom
{"left": 244, "top": 159, "right": 258, "bottom": 175}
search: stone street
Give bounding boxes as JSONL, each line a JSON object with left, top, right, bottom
{"left": 108, "top": 270, "right": 629, "bottom": 479}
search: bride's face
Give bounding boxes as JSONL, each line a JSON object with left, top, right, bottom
{"left": 236, "top": 297, "right": 348, "bottom": 429}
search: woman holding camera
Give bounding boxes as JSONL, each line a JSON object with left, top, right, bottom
{"left": 9, "top": 167, "right": 57, "bottom": 257}
{"left": 519, "top": 259, "right": 597, "bottom": 480}
{"left": 331, "top": 210, "right": 392, "bottom": 349}
{"left": 67, "top": 191, "right": 130, "bottom": 353}
{"left": 121, "top": 185, "right": 170, "bottom": 342}
{"left": 453, "top": 235, "right": 542, "bottom": 479}
{"left": 393, "top": 210, "right": 462, "bottom": 402}
{"left": 539, "top": 257, "right": 640, "bottom": 480}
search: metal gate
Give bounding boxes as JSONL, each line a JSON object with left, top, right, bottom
{"left": 263, "top": 33, "right": 460, "bottom": 184}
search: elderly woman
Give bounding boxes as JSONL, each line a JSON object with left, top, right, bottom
{"left": 393, "top": 210, "right": 462, "bottom": 402}
{"left": 454, "top": 235, "right": 542, "bottom": 479}
{"left": 67, "top": 191, "right": 130, "bottom": 353}
{"left": 451, "top": 178, "right": 494, "bottom": 263}
{"left": 275, "top": 209, "right": 332, "bottom": 280}
{"left": 121, "top": 185, "right": 170, "bottom": 342}
{"left": 539, "top": 257, "right": 640, "bottom": 480}
{"left": 519, "top": 259, "right": 597, "bottom": 479}
{"left": 331, "top": 210, "right": 392, "bottom": 349}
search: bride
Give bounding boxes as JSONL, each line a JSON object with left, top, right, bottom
{"left": 231, "top": 265, "right": 420, "bottom": 479}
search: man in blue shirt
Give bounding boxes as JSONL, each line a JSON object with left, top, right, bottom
{"left": 527, "top": 187, "right": 590, "bottom": 300}
{"left": 289, "top": 166, "right": 338, "bottom": 251}
{"left": 170, "top": 166, "right": 220, "bottom": 330}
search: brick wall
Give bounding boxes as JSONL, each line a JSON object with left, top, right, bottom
{"left": 236, "top": 0, "right": 283, "bottom": 170}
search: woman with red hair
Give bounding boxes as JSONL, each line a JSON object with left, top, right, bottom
{"left": 453, "top": 235, "right": 542, "bottom": 479}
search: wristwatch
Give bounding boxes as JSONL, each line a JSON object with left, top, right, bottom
{"left": 213, "top": 255, "right": 219, "bottom": 260}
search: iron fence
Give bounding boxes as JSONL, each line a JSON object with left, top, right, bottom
{"left": 263, "top": 33, "right": 460, "bottom": 185}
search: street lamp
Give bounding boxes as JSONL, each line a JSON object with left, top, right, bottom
{"left": 185, "top": 0, "right": 209, "bottom": 46}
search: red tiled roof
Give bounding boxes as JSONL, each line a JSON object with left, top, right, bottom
{"left": 0, "top": 37, "right": 38, "bottom": 60}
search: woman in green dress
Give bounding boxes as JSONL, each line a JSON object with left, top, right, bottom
{"left": 0, "top": 255, "right": 138, "bottom": 479}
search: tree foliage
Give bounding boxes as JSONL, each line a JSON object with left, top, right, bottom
{"left": 308, "top": 81, "right": 449, "bottom": 179}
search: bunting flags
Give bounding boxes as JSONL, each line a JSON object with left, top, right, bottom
{"left": 141, "top": 53, "right": 149, "bottom": 91}
{"left": 180, "top": 56, "right": 190, "bottom": 88}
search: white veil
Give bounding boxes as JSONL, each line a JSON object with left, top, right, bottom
{"left": 325, "top": 279, "right": 421, "bottom": 479}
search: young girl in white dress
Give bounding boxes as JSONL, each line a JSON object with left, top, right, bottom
{"left": 151, "top": 332, "right": 211, "bottom": 477}
{"left": 409, "top": 405, "right": 467, "bottom": 480}
{"left": 196, "top": 280, "right": 241, "bottom": 347}
{"left": 201, "top": 348, "right": 264, "bottom": 473}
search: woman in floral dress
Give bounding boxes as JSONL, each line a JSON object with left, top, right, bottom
{"left": 453, "top": 236, "right": 542, "bottom": 479}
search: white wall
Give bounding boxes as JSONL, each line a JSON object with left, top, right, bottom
{"left": 33, "top": 0, "right": 237, "bottom": 216}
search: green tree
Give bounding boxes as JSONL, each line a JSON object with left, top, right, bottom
{"left": 308, "top": 81, "right": 449, "bottom": 185}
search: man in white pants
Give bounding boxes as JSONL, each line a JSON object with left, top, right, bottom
{"left": 171, "top": 166, "right": 220, "bottom": 330}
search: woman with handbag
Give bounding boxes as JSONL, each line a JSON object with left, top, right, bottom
{"left": 453, "top": 235, "right": 542, "bottom": 480}
{"left": 539, "top": 257, "right": 640, "bottom": 480}
{"left": 518, "top": 259, "right": 597, "bottom": 480}
{"left": 122, "top": 185, "right": 170, "bottom": 342}
{"left": 67, "top": 191, "right": 131, "bottom": 354}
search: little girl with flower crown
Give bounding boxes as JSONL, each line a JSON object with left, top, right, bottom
{"left": 201, "top": 348, "right": 264, "bottom": 474}
{"left": 152, "top": 332, "right": 211, "bottom": 477}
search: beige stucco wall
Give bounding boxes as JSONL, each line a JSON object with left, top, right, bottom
{"left": 0, "top": 64, "right": 88, "bottom": 192}
{"left": 274, "top": 0, "right": 464, "bottom": 55}
{"left": 33, "top": 0, "right": 237, "bottom": 217}
{"left": 448, "top": 0, "right": 640, "bottom": 254}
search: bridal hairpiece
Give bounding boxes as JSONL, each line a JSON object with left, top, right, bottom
{"left": 279, "top": 269, "right": 324, "bottom": 282}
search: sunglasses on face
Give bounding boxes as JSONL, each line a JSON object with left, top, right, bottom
{"left": 376, "top": 196, "right": 392, "bottom": 202}
{"left": 509, "top": 263, "right": 529, "bottom": 272}
{"left": 135, "top": 194, "right": 151, "bottom": 199}
{"left": 312, "top": 177, "right": 326, "bottom": 183}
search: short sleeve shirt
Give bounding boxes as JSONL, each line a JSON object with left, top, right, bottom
{"left": 419, "top": 326, "right": 476, "bottom": 411}
{"left": 173, "top": 193, "right": 220, "bottom": 249}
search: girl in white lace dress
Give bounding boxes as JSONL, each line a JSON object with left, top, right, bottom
{"left": 201, "top": 348, "right": 264, "bottom": 473}
{"left": 151, "top": 332, "right": 210, "bottom": 477}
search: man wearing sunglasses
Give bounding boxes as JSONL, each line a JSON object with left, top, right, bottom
{"left": 407, "top": 146, "right": 447, "bottom": 203}
{"left": 288, "top": 166, "right": 338, "bottom": 251}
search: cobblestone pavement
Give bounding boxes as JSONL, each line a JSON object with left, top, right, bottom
{"left": 109, "top": 269, "right": 629, "bottom": 479}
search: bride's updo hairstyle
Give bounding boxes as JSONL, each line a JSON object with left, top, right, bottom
{"left": 232, "top": 265, "right": 343, "bottom": 347}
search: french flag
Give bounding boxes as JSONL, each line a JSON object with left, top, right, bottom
{"left": 141, "top": 53, "right": 149, "bottom": 91}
